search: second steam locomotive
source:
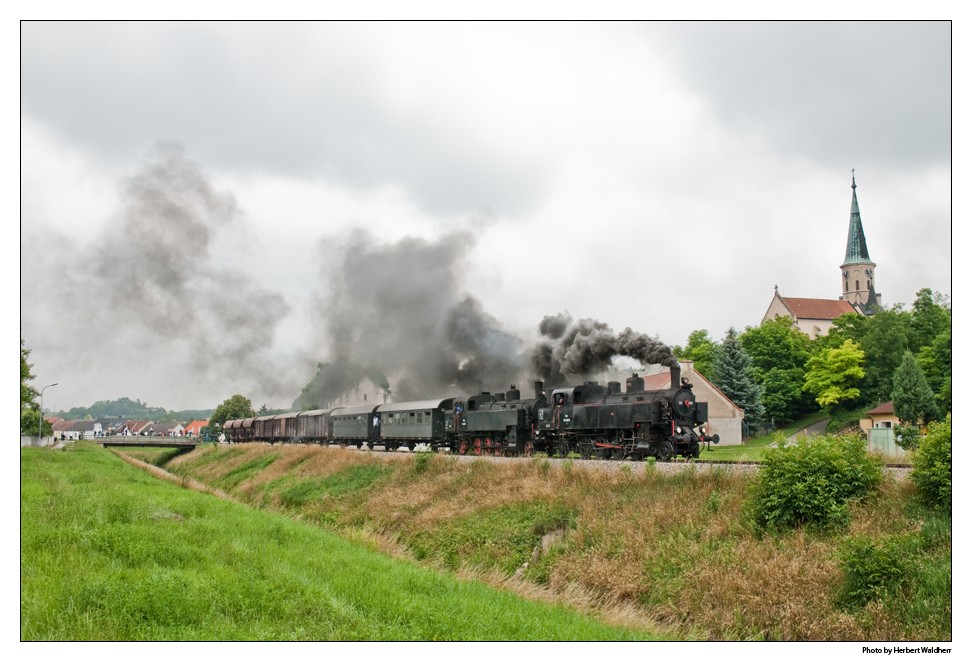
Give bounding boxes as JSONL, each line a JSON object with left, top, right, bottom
{"left": 224, "top": 364, "right": 718, "bottom": 461}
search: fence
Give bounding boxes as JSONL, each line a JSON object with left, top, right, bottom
{"left": 867, "top": 427, "right": 907, "bottom": 460}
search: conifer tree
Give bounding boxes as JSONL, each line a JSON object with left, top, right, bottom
{"left": 891, "top": 351, "right": 939, "bottom": 426}
{"left": 711, "top": 327, "right": 765, "bottom": 432}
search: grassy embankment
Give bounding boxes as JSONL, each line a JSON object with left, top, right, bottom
{"left": 20, "top": 442, "right": 658, "bottom": 641}
{"left": 164, "top": 441, "right": 950, "bottom": 641}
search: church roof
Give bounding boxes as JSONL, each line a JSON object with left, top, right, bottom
{"left": 779, "top": 296, "right": 857, "bottom": 320}
{"left": 843, "top": 172, "right": 872, "bottom": 265}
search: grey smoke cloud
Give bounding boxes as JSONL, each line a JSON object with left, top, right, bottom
{"left": 316, "top": 227, "right": 524, "bottom": 400}
{"left": 36, "top": 143, "right": 293, "bottom": 405}
{"left": 315, "top": 231, "right": 680, "bottom": 399}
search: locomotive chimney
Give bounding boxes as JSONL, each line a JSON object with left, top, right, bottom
{"left": 670, "top": 364, "right": 681, "bottom": 389}
{"left": 534, "top": 381, "right": 544, "bottom": 400}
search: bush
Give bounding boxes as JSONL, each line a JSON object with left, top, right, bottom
{"left": 836, "top": 536, "right": 906, "bottom": 609}
{"left": 894, "top": 424, "right": 922, "bottom": 451}
{"left": 911, "top": 415, "right": 951, "bottom": 512}
{"left": 745, "top": 434, "right": 883, "bottom": 532}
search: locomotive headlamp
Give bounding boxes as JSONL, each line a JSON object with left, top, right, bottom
{"left": 676, "top": 426, "right": 682, "bottom": 434}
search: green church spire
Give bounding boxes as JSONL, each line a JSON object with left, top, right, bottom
{"left": 843, "top": 169, "right": 871, "bottom": 264}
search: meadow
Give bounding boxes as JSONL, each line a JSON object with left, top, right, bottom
{"left": 20, "top": 442, "right": 659, "bottom": 641}
{"left": 164, "top": 440, "right": 950, "bottom": 641}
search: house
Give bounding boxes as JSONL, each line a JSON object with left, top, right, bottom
{"left": 52, "top": 418, "right": 76, "bottom": 439}
{"left": 599, "top": 361, "right": 745, "bottom": 446}
{"left": 70, "top": 420, "right": 102, "bottom": 439}
{"left": 126, "top": 420, "right": 154, "bottom": 436}
{"left": 328, "top": 376, "right": 391, "bottom": 408}
{"left": 184, "top": 420, "right": 209, "bottom": 437}
{"left": 762, "top": 288, "right": 858, "bottom": 339}
{"left": 860, "top": 401, "right": 899, "bottom": 432}
{"left": 153, "top": 422, "right": 185, "bottom": 437}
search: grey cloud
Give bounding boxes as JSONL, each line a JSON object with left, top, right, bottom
{"left": 20, "top": 21, "right": 545, "bottom": 217}
{"left": 643, "top": 21, "right": 951, "bottom": 167}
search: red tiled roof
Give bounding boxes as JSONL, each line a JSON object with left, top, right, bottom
{"left": 867, "top": 401, "right": 896, "bottom": 415}
{"left": 640, "top": 367, "right": 744, "bottom": 413}
{"left": 781, "top": 297, "right": 857, "bottom": 320}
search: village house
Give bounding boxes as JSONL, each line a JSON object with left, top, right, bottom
{"left": 184, "top": 420, "right": 209, "bottom": 437}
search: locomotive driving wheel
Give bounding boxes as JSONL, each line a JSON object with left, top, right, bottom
{"left": 657, "top": 440, "right": 674, "bottom": 462}
{"left": 555, "top": 439, "right": 570, "bottom": 458}
{"left": 578, "top": 438, "right": 594, "bottom": 459}
{"left": 472, "top": 437, "right": 483, "bottom": 455}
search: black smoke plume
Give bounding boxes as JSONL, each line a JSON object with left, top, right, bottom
{"left": 532, "top": 314, "right": 677, "bottom": 387}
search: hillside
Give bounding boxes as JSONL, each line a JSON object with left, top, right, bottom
{"left": 163, "top": 443, "right": 950, "bottom": 641}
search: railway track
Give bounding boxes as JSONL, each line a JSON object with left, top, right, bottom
{"left": 249, "top": 442, "right": 912, "bottom": 477}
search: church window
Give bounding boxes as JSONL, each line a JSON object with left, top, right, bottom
{"left": 856, "top": 280, "right": 860, "bottom": 290}
{"left": 867, "top": 280, "right": 871, "bottom": 289}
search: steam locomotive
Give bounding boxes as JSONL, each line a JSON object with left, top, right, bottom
{"left": 222, "top": 364, "right": 718, "bottom": 461}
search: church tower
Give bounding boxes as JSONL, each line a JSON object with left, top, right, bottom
{"left": 839, "top": 171, "right": 881, "bottom": 314}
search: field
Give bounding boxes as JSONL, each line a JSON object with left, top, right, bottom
{"left": 167, "top": 441, "right": 949, "bottom": 641}
{"left": 20, "top": 442, "right": 658, "bottom": 641}
{"left": 21, "top": 440, "right": 950, "bottom": 641}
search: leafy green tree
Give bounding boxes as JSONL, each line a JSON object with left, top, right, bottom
{"left": 711, "top": 327, "right": 765, "bottom": 431}
{"left": 803, "top": 339, "right": 865, "bottom": 409}
{"left": 210, "top": 394, "right": 256, "bottom": 430}
{"left": 916, "top": 327, "right": 951, "bottom": 414}
{"left": 891, "top": 351, "right": 939, "bottom": 426}
{"left": 21, "top": 339, "right": 39, "bottom": 409}
{"left": 673, "top": 329, "right": 717, "bottom": 378}
{"left": 20, "top": 339, "right": 52, "bottom": 437}
{"left": 858, "top": 309, "right": 910, "bottom": 403}
{"left": 911, "top": 415, "right": 951, "bottom": 512}
{"left": 907, "top": 288, "right": 950, "bottom": 353}
{"left": 740, "top": 317, "right": 815, "bottom": 424}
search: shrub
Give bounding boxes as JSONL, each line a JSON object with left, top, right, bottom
{"left": 893, "top": 424, "right": 922, "bottom": 451}
{"left": 835, "top": 536, "right": 905, "bottom": 609}
{"left": 910, "top": 415, "right": 951, "bottom": 512}
{"left": 745, "top": 434, "right": 883, "bottom": 532}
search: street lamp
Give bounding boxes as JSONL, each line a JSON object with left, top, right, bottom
{"left": 39, "top": 383, "right": 58, "bottom": 443}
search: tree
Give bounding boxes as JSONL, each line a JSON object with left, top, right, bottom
{"left": 210, "top": 394, "right": 255, "bottom": 430}
{"left": 710, "top": 327, "right": 765, "bottom": 431}
{"left": 907, "top": 288, "right": 950, "bottom": 353}
{"left": 673, "top": 329, "right": 717, "bottom": 377}
{"left": 858, "top": 309, "right": 910, "bottom": 403}
{"left": 916, "top": 327, "right": 951, "bottom": 415}
{"left": 20, "top": 339, "right": 52, "bottom": 437}
{"left": 21, "top": 338, "right": 38, "bottom": 412}
{"left": 803, "top": 339, "right": 865, "bottom": 409}
{"left": 891, "top": 351, "right": 939, "bottom": 426}
{"left": 740, "top": 317, "right": 815, "bottom": 424}
{"left": 910, "top": 415, "right": 951, "bottom": 512}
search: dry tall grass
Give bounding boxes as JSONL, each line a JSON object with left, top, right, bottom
{"left": 170, "top": 444, "right": 945, "bottom": 641}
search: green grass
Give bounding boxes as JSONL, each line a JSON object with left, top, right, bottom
{"left": 409, "top": 501, "right": 576, "bottom": 573}
{"left": 703, "top": 413, "right": 830, "bottom": 462}
{"left": 21, "top": 442, "right": 660, "bottom": 641}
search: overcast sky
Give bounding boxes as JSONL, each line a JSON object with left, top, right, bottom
{"left": 18, "top": 20, "right": 953, "bottom": 412}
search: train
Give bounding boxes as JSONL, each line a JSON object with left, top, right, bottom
{"left": 222, "top": 364, "right": 719, "bottom": 461}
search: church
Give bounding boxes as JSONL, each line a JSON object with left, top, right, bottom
{"left": 762, "top": 172, "right": 882, "bottom": 339}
